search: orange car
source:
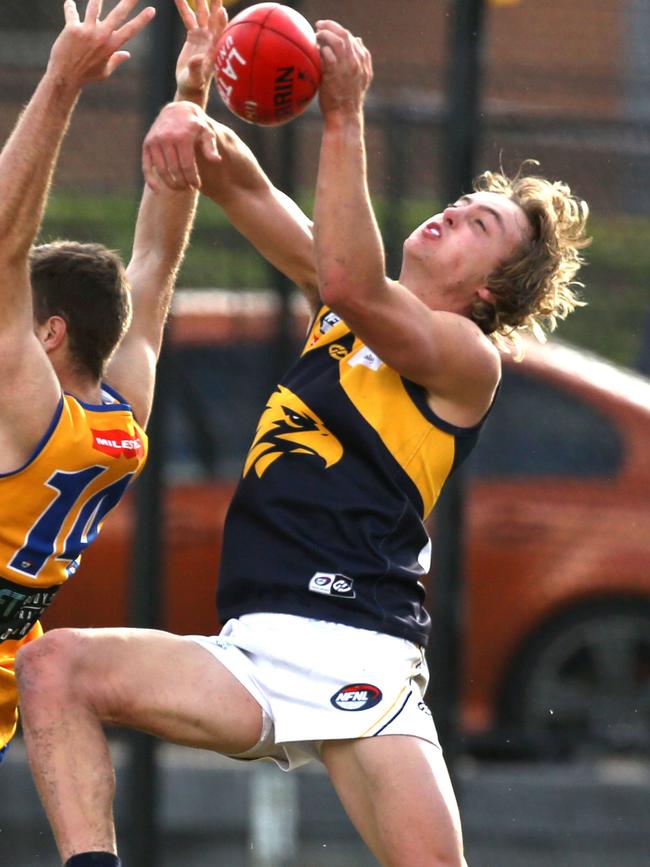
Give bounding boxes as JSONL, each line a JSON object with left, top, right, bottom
{"left": 44, "top": 291, "right": 650, "bottom": 753}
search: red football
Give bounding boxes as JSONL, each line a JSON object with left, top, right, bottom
{"left": 214, "top": 2, "right": 322, "bottom": 127}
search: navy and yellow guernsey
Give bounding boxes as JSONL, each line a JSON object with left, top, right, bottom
{"left": 0, "top": 384, "right": 147, "bottom": 753}
{"left": 218, "top": 306, "right": 492, "bottom": 647}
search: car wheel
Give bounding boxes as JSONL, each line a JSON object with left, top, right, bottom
{"left": 499, "top": 598, "right": 650, "bottom": 756}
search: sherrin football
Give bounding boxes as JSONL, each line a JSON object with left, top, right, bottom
{"left": 214, "top": 2, "right": 322, "bottom": 126}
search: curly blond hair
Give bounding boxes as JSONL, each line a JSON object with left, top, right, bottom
{"left": 468, "top": 164, "right": 590, "bottom": 353}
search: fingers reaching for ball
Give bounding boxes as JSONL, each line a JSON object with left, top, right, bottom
{"left": 315, "top": 20, "right": 373, "bottom": 118}
{"left": 174, "top": 0, "right": 228, "bottom": 101}
{"left": 175, "top": 0, "right": 227, "bottom": 33}
{"left": 315, "top": 20, "right": 372, "bottom": 75}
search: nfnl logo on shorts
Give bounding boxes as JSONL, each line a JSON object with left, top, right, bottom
{"left": 309, "top": 572, "right": 356, "bottom": 599}
{"left": 91, "top": 429, "right": 144, "bottom": 459}
{"left": 331, "top": 683, "right": 383, "bottom": 711}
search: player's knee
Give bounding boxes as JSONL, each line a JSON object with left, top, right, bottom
{"left": 394, "top": 847, "right": 463, "bottom": 867}
{"left": 385, "top": 823, "right": 464, "bottom": 867}
{"left": 382, "top": 847, "right": 463, "bottom": 867}
{"left": 426, "top": 832, "right": 465, "bottom": 867}
{"left": 16, "top": 628, "right": 87, "bottom": 704}
{"left": 432, "top": 850, "right": 464, "bottom": 867}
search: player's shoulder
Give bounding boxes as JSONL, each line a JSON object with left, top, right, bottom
{"left": 433, "top": 312, "right": 501, "bottom": 380}
{"left": 422, "top": 314, "right": 501, "bottom": 424}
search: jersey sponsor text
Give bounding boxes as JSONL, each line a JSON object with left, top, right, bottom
{"left": 91, "top": 429, "right": 144, "bottom": 459}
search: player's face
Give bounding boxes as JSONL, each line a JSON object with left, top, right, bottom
{"left": 402, "top": 192, "right": 531, "bottom": 310}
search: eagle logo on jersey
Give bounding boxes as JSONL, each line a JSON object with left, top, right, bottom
{"left": 243, "top": 385, "right": 343, "bottom": 478}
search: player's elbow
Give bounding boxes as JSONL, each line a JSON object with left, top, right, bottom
{"left": 319, "top": 268, "right": 378, "bottom": 320}
{"left": 318, "top": 263, "right": 356, "bottom": 310}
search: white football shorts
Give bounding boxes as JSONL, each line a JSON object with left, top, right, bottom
{"left": 188, "top": 612, "right": 440, "bottom": 771}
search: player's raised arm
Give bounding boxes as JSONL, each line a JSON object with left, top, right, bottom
{"left": 0, "top": 0, "right": 155, "bottom": 462}
{"left": 313, "top": 20, "right": 501, "bottom": 423}
{"left": 142, "top": 0, "right": 320, "bottom": 312}
{"left": 143, "top": 101, "right": 319, "bottom": 310}
{"left": 105, "top": 0, "right": 226, "bottom": 426}
{"left": 200, "top": 122, "right": 319, "bottom": 308}
{"left": 174, "top": 0, "right": 226, "bottom": 108}
{"left": 0, "top": 0, "right": 155, "bottom": 319}
{"left": 143, "top": 100, "right": 319, "bottom": 311}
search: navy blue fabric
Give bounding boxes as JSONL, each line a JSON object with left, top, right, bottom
{"left": 65, "top": 854, "right": 121, "bottom": 867}
{"left": 218, "top": 309, "right": 493, "bottom": 647}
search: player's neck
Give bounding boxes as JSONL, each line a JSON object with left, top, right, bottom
{"left": 399, "top": 270, "right": 472, "bottom": 317}
{"left": 58, "top": 371, "right": 103, "bottom": 406}
{"left": 48, "top": 346, "right": 103, "bottom": 405}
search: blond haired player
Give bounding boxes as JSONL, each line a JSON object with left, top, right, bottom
{"left": 17, "top": 10, "right": 589, "bottom": 867}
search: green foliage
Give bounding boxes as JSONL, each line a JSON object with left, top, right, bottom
{"left": 39, "top": 191, "right": 650, "bottom": 370}
{"left": 40, "top": 192, "right": 271, "bottom": 288}
{"left": 556, "top": 215, "right": 650, "bottom": 367}
{"left": 39, "top": 191, "right": 138, "bottom": 251}
{"left": 588, "top": 214, "right": 650, "bottom": 283}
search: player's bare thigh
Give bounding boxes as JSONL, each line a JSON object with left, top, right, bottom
{"left": 16, "top": 627, "right": 264, "bottom": 755}
{"left": 321, "top": 735, "right": 465, "bottom": 867}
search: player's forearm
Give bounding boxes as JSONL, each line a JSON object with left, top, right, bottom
{"left": 197, "top": 131, "right": 319, "bottom": 301}
{"left": 126, "top": 183, "right": 200, "bottom": 348}
{"left": 174, "top": 80, "right": 210, "bottom": 110}
{"left": 314, "top": 112, "right": 387, "bottom": 309}
{"left": 198, "top": 122, "right": 264, "bottom": 203}
{"left": 0, "top": 72, "right": 80, "bottom": 271}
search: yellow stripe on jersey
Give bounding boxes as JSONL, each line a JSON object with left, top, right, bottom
{"left": 338, "top": 339, "right": 455, "bottom": 517}
{"left": 301, "top": 310, "right": 350, "bottom": 355}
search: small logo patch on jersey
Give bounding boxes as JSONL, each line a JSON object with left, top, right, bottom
{"left": 331, "top": 683, "right": 383, "bottom": 711}
{"left": 348, "top": 347, "right": 383, "bottom": 371}
{"left": 328, "top": 343, "right": 349, "bottom": 361}
{"left": 91, "top": 429, "right": 144, "bottom": 459}
{"left": 309, "top": 572, "right": 356, "bottom": 599}
{"left": 320, "top": 311, "right": 341, "bottom": 334}
{"left": 309, "top": 311, "right": 342, "bottom": 346}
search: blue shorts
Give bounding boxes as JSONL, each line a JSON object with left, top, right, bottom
{"left": 0, "top": 743, "right": 10, "bottom": 765}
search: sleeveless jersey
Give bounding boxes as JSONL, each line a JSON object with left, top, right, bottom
{"left": 0, "top": 385, "right": 147, "bottom": 750}
{"left": 217, "top": 306, "right": 491, "bottom": 646}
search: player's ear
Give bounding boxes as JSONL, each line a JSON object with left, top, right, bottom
{"left": 36, "top": 315, "right": 68, "bottom": 354}
{"left": 477, "top": 286, "right": 496, "bottom": 305}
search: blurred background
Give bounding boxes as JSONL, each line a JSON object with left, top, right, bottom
{"left": 1, "top": 0, "right": 650, "bottom": 864}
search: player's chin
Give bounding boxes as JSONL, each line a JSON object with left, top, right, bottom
{"left": 402, "top": 234, "right": 418, "bottom": 254}
{"left": 402, "top": 235, "right": 429, "bottom": 261}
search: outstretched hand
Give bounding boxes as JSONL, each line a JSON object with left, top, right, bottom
{"left": 142, "top": 101, "right": 221, "bottom": 192}
{"left": 315, "top": 20, "right": 373, "bottom": 118}
{"left": 175, "top": 0, "right": 228, "bottom": 103}
{"left": 47, "top": 0, "right": 155, "bottom": 87}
